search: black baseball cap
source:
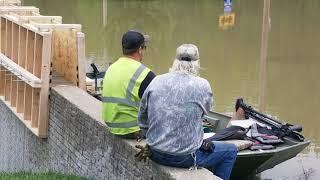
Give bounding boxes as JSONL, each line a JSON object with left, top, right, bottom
{"left": 122, "top": 30, "right": 149, "bottom": 51}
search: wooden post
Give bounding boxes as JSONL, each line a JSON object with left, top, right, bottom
{"left": 4, "top": 71, "right": 11, "bottom": 101}
{"left": 38, "top": 32, "right": 51, "bottom": 137}
{"left": 23, "top": 30, "right": 35, "bottom": 120}
{"left": 6, "top": 20, "right": 12, "bottom": 59}
{"left": 30, "top": 33, "right": 43, "bottom": 128}
{"left": 0, "top": 17, "right": 6, "bottom": 54}
{"left": 31, "top": 87, "right": 40, "bottom": 127}
{"left": 16, "top": 80, "right": 25, "bottom": 113}
{"left": 77, "top": 32, "right": 86, "bottom": 90}
{"left": 16, "top": 26, "right": 27, "bottom": 113}
{"left": 10, "top": 23, "right": 19, "bottom": 107}
{"left": 23, "top": 84, "right": 32, "bottom": 120}
{"left": 26, "top": 30, "right": 35, "bottom": 73}
{"left": 0, "top": 66, "right": 5, "bottom": 96}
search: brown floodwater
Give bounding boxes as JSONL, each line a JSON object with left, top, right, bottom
{"left": 24, "top": 0, "right": 320, "bottom": 179}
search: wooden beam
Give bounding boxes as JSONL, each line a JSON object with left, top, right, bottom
{"left": 16, "top": 80, "right": 25, "bottom": 113}
{"left": 31, "top": 87, "right": 40, "bottom": 127}
{"left": 30, "top": 23, "right": 81, "bottom": 31}
{"left": 26, "top": 30, "right": 34, "bottom": 73}
{"left": 10, "top": 75, "right": 17, "bottom": 107}
{"left": 0, "top": 7, "right": 39, "bottom": 16}
{"left": 0, "top": 0, "right": 21, "bottom": 6}
{"left": 10, "top": 22, "right": 19, "bottom": 107}
{"left": 0, "top": 65, "right": 5, "bottom": 96}
{"left": 76, "top": 32, "right": 86, "bottom": 90}
{"left": 18, "top": 26, "right": 27, "bottom": 67}
{"left": 4, "top": 19, "right": 12, "bottom": 101}
{"left": 4, "top": 71, "right": 11, "bottom": 101}
{"left": 19, "top": 16, "right": 62, "bottom": 24}
{"left": 6, "top": 19, "right": 12, "bottom": 59}
{"left": 1, "top": 17, "right": 6, "bottom": 54}
{"left": 2, "top": 14, "right": 44, "bottom": 34}
{"left": 0, "top": 53, "right": 42, "bottom": 87}
{"left": 37, "top": 32, "right": 51, "bottom": 137}
{"left": 23, "top": 83, "right": 32, "bottom": 120}
{"left": 12, "top": 22, "right": 19, "bottom": 63}
{"left": 33, "top": 34, "right": 42, "bottom": 78}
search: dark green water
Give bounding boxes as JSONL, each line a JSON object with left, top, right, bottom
{"left": 24, "top": 0, "right": 320, "bottom": 179}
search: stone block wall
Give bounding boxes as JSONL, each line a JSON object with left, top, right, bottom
{"left": 0, "top": 85, "right": 217, "bottom": 180}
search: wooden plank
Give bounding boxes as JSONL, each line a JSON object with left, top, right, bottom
{"left": 26, "top": 30, "right": 35, "bottom": 73}
{"left": 0, "top": 0, "right": 21, "bottom": 6}
{"left": 23, "top": 83, "right": 32, "bottom": 120}
{"left": 30, "top": 23, "right": 81, "bottom": 30}
{"left": 33, "top": 34, "right": 42, "bottom": 78}
{"left": 76, "top": 32, "right": 86, "bottom": 90}
{"left": 0, "top": 18, "right": 1, "bottom": 53}
{"left": 10, "top": 75, "right": 17, "bottom": 107}
{"left": 0, "top": 7, "right": 39, "bottom": 16}
{"left": 18, "top": 26, "right": 27, "bottom": 67}
{"left": 12, "top": 22, "right": 19, "bottom": 63}
{"left": 4, "top": 71, "right": 11, "bottom": 101}
{"left": 0, "top": 66, "right": 5, "bottom": 96}
{"left": 38, "top": 32, "right": 51, "bottom": 137}
{"left": 9, "top": 23, "right": 19, "bottom": 106}
{"left": 0, "top": 53, "right": 41, "bottom": 87}
{"left": 16, "top": 25, "right": 26, "bottom": 113}
{"left": 52, "top": 29, "right": 78, "bottom": 85}
{"left": 52, "top": 30, "right": 63, "bottom": 75}
{"left": 19, "top": 16, "right": 62, "bottom": 24}
{"left": 2, "top": 15, "right": 46, "bottom": 35}
{"left": 0, "top": 17, "right": 5, "bottom": 55}
{"left": 6, "top": 19, "right": 12, "bottom": 59}
{"left": 31, "top": 87, "right": 40, "bottom": 128}
{"left": 16, "top": 80, "right": 25, "bottom": 113}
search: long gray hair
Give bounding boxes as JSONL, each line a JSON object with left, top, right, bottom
{"left": 169, "top": 44, "right": 201, "bottom": 76}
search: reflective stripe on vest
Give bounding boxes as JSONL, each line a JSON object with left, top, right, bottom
{"left": 101, "top": 97, "right": 139, "bottom": 107}
{"left": 102, "top": 64, "right": 146, "bottom": 107}
{"left": 105, "top": 121, "right": 138, "bottom": 128}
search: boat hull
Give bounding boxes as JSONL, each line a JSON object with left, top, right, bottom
{"left": 206, "top": 111, "right": 310, "bottom": 179}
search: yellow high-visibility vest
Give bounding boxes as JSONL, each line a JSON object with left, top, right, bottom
{"left": 102, "top": 57, "right": 150, "bottom": 135}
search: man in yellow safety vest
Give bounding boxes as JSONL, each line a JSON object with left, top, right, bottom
{"left": 102, "top": 30, "right": 155, "bottom": 139}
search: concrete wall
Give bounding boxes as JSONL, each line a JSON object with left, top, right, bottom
{"left": 0, "top": 85, "right": 217, "bottom": 180}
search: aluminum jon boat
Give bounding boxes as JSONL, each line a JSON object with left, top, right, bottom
{"left": 205, "top": 111, "right": 310, "bottom": 180}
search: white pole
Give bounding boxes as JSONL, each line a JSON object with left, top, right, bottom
{"left": 103, "top": 0, "right": 107, "bottom": 27}
{"left": 258, "top": 0, "right": 271, "bottom": 111}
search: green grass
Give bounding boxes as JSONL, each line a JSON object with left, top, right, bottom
{"left": 0, "top": 172, "right": 87, "bottom": 180}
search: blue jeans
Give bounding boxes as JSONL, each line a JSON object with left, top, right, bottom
{"left": 150, "top": 142, "right": 237, "bottom": 180}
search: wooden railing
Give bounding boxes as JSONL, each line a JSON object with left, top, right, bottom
{"left": 0, "top": 2, "right": 86, "bottom": 138}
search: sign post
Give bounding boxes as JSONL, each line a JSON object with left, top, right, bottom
{"left": 219, "top": 0, "right": 236, "bottom": 29}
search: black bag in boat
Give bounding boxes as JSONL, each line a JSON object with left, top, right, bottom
{"left": 205, "top": 125, "right": 248, "bottom": 141}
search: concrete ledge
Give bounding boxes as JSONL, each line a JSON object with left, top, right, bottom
{"left": 52, "top": 85, "right": 219, "bottom": 179}
{"left": 0, "top": 84, "right": 219, "bottom": 180}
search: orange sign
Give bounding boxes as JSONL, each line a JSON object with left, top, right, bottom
{"left": 219, "top": 13, "right": 236, "bottom": 29}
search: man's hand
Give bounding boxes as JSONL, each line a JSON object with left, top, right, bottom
{"left": 134, "top": 144, "right": 151, "bottom": 162}
{"left": 200, "top": 139, "right": 215, "bottom": 153}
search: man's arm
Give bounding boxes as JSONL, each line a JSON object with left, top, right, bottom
{"left": 204, "top": 81, "right": 214, "bottom": 114}
{"left": 138, "top": 71, "right": 156, "bottom": 98}
{"left": 138, "top": 89, "right": 150, "bottom": 138}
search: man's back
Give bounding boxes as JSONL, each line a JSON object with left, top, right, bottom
{"left": 102, "top": 57, "right": 151, "bottom": 135}
{"left": 139, "top": 71, "right": 213, "bottom": 155}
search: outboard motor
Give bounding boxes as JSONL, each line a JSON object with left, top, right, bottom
{"left": 86, "top": 63, "right": 105, "bottom": 100}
